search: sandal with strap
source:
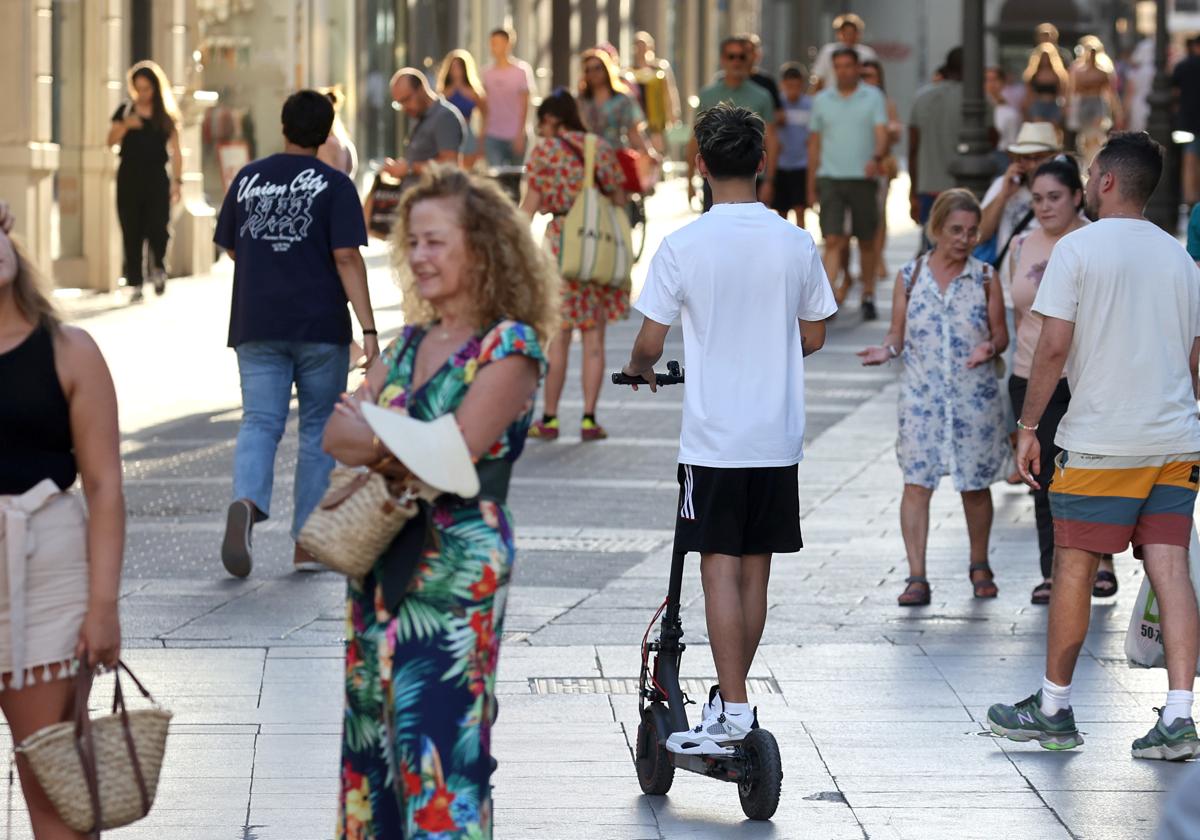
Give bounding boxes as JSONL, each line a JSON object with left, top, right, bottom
{"left": 898, "top": 576, "right": 931, "bottom": 607}
{"left": 1092, "top": 569, "right": 1119, "bottom": 599}
{"left": 1030, "top": 580, "right": 1052, "bottom": 605}
{"left": 969, "top": 563, "right": 998, "bottom": 599}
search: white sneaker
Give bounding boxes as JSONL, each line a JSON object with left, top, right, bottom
{"left": 701, "top": 685, "right": 721, "bottom": 723}
{"left": 665, "top": 709, "right": 753, "bottom": 755}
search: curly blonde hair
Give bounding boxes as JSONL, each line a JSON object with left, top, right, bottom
{"left": 390, "top": 166, "right": 561, "bottom": 344}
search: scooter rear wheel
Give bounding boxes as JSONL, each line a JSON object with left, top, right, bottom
{"left": 738, "top": 729, "right": 782, "bottom": 820}
{"left": 635, "top": 707, "right": 674, "bottom": 795}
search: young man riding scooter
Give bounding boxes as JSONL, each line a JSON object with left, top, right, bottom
{"left": 621, "top": 102, "right": 838, "bottom": 754}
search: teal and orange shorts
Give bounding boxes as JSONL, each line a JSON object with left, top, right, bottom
{"left": 1048, "top": 451, "right": 1200, "bottom": 557}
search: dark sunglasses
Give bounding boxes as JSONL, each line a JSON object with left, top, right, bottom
{"left": 724, "top": 51, "right": 747, "bottom": 61}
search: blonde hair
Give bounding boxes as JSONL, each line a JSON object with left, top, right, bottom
{"left": 926, "top": 188, "right": 982, "bottom": 240}
{"left": 1024, "top": 43, "right": 1069, "bottom": 86}
{"left": 437, "top": 50, "right": 485, "bottom": 100}
{"left": 1077, "top": 35, "right": 1115, "bottom": 74}
{"left": 4, "top": 231, "right": 60, "bottom": 333}
{"left": 126, "top": 60, "right": 181, "bottom": 137}
{"left": 390, "top": 166, "right": 561, "bottom": 345}
{"left": 579, "top": 48, "right": 632, "bottom": 99}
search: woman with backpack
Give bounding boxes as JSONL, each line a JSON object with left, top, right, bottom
{"left": 519, "top": 90, "right": 626, "bottom": 442}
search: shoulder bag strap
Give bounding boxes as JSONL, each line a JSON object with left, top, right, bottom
{"left": 905, "top": 255, "right": 925, "bottom": 300}
{"left": 583, "top": 133, "right": 597, "bottom": 191}
{"left": 994, "top": 208, "right": 1035, "bottom": 268}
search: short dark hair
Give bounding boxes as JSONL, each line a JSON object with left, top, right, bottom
{"left": 536, "top": 88, "right": 587, "bottom": 132}
{"left": 694, "top": 102, "right": 764, "bottom": 180}
{"left": 832, "top": 47, "right": 859, "bottom": 65}
{"left": 780, "top": 62, "right": 808, "bottom": 81}
{"left": 1095, "top": 131, "right": 1164, "bottom": 206}
{"left": 281, "top": 89, "right": 334, "bottom": 149}
{"left": 1032, "top": 154, "right": 1085, "bottom": 209}
{"left": 490, "top": 27, "right": 513, "bottom": 42}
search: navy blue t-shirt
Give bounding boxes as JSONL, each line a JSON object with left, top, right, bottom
{"left": 214, "top": 153, "right": 367, "bottom": 347}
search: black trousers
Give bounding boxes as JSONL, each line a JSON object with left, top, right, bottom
{"left": 116, "top": 166, "right": 169, "bottom": 287}
{"left": 1007, "top": 375, "right": 1071, "bottom": 579}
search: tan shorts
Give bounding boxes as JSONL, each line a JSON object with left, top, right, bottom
{"left": 0, "top": 480, "right": 89, "bottom": 688}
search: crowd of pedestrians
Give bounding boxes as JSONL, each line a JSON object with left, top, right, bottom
{"left": 9, "top": 11, "right": 1198, "bottom": 839}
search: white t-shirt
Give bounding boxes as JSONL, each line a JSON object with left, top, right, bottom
{"left": 1032, "top": 218, "right": 1200, "bottom": 455}
{"left": 982, "top": 175, "right": 1038, "bottom": 253}
{"left": 634, "top": 203, "right": 838, "bottom": 468}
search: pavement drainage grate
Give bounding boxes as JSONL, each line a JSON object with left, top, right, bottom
{"left": 529, "top": 677, "right": 780, "bottom": 695}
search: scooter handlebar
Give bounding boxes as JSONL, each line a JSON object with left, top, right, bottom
{"left": 611, "top": 360, "right": 684, "bottom": 386}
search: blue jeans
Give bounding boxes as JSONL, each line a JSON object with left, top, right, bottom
{"left": 233, "top": 341, "right": 349, "bottom": 539}
{"left": 485, "top": 136, "right": 522, "bottom": 166}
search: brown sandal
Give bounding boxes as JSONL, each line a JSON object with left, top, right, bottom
{"left": 898, "top": 576, "right": 931, "bottom": 607}
{"left": 969, "top": 563, "right": 998, "bottom": 598}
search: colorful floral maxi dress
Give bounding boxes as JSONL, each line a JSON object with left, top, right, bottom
{"left": 338, "top": 320, "right": 545, "bottom": 840}
{"left": 897, "top": 255, "right": 1011, "bottom": 491}
{"left": 525, "top": 129, "right": 629, "bottom": 330}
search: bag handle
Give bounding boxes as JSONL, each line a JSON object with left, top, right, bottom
{"left": 583, "top": 133, "right": 597, "bottom": 191}
{"left": 72, "top": 661, "right": 154, "bottom": 837}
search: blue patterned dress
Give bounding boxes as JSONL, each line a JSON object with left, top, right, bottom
{"left": 337, "top": 320, "right": 545, "bottom": 840}
{"left": 897, "top": 255, "right": 1011, "bottom": 491}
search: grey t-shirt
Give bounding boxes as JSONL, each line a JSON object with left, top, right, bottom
{"left": 909, "top": 79, "right": 963, "bottom": 194}
{"left": 402, "top": 98, "right": 465, "bottom": 191}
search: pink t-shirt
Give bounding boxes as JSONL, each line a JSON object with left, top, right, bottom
{"left": 483, "top": 61, "right": 532, "bottom": 140}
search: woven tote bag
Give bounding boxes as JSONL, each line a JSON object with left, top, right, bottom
{"left": 16, "top": 662, "right": 170, "bottom": 837}
{"left": 296, "top": 465, "right": 437, "bottom": 578}
{"left": 556, "top": 133, "right": 633, "bottom": 289}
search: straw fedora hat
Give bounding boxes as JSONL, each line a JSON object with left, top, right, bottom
{"left": 1008, "top": 122, "right": 1061, "bottom": 155}
{"left": 360, "top": 403, "right": 480, "bottom": 498}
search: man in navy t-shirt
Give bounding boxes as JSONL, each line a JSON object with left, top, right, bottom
{"left": 214, "top": 89, "right": 377, "bottom": 578}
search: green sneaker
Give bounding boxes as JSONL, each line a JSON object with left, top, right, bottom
{"left": 987, "top": 691, "right": 1083, "bottom": 750}
{"left": 1131, "top": 712, "right": 1200, "bottom": 761}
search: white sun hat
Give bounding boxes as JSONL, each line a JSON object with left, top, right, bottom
{"left": 360, "top": 403, "right": 480, "bottom": 498}
{"left": 1008, "top": 122, "right": 1062, "bottom": 155}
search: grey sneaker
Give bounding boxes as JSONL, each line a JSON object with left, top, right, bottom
{"left": 221, "top": 499, "right": 255, "bottom": 578}
{"left": 987, "top": 691, "right": 1083, "bottom": 750}
{"left": 1131, "top": 712, "right": 1200, "bottom": 761}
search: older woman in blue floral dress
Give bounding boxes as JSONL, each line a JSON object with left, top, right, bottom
{"left": 859, "top": 188, "right": 1011, "bottom": 606}
{"left": 323, "top": 166, "right": 559, "bottom": 839}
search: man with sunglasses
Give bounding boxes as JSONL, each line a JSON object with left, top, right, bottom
{"left": 383, "top": 68, "right": 464, "bottom": 193}
{"left": 977, "top": 122, "right": 1060, "bottom": 256}
{"left": 686, "top": 36, "right": 777, "bottom": 211}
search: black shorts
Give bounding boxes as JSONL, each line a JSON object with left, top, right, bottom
{"left": 773, "top": 168, "right": 808, "bottom": 212}
{"left": 674, "top": 464, "right": 803, "bottom": 556}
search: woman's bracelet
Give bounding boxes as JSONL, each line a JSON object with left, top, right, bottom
{"left": 1016, "top": 418, "right": 1039, "bottom": 432}
{"left": 362, "top": 328, "right": 378, "bottom": 336}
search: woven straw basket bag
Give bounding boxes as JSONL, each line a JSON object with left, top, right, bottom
{"left": 16, "top": 662, "right": 170, "bottom": 837}
{"left": 297, "top": 465, "right": 437, "bottom": 578}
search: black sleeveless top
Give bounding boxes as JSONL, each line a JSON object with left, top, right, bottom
{"left": 0, "top": 325, "right": 77, "bottom": 494}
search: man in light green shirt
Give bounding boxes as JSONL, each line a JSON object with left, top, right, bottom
{"left": 686, "top": 36, "right": 779, "bottom": 211}
{"left": 807, "top": 47, "right": 888, "bottom": 319}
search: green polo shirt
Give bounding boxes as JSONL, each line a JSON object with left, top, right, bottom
{"left": 809, "top": 83, "right": 887, "bottom": 179}
{"left": 695, "top": 78, "right": 775, "bottom": 124}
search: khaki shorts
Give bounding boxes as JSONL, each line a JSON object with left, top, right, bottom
{"left": 817, "top": 177, "right": 879, "bottom": 241}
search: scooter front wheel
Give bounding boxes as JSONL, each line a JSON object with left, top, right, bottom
{"left": 738, "top": 729, "right": 782, "bottom": 820}
{"left": 635, "top": 707, "right": 674, "bottom": 795}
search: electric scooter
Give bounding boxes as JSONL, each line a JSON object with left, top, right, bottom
{"left": 611, "top": 361, "right": 784, "bottom": 820}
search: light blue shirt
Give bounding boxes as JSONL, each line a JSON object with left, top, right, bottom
{"left": 809, "top": 83, "right": 887, "bottom": 179}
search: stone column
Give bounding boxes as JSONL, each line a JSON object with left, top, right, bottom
{"left": 951, "top": 0, "right": 993, "bottom": 197}
{"left": 0, "top": 1, "right": 58, "bottom": 274}
{"left": 1145, "top": 0, "right": 1178, "bottom": 232}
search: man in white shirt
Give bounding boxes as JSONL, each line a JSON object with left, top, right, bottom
{"left": 989, "top": 132, "right": 1200, "bottom": 761}
{"left": 621, "top": 103, "right": 838, "bottom": 755}
{"left": 811, "top": 13, "right": 878, "bottom": 93}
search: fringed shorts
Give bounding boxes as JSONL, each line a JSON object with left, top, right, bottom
{"left": 0, "top": 480, "right": 89, "bottom": 690}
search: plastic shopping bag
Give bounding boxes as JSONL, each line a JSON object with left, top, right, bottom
{"left": 1124, "top": 524, "right": 1200, "bottom": 673}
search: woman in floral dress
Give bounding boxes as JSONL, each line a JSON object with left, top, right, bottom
{"left": 859, "top": 189, "right": 1011, "bottom": 606}
{"left": 519, "top": 89, "right": 626, "bottom": 441}
{"left": 577, "top": 48, "right": 655, "bottom": 162}
{"left": 323, "top": 166, "right": 560, "bottom": 839}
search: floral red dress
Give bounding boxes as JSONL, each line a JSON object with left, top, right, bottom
{"left": 525, "top": 129, "right": 630, "bottom": 330}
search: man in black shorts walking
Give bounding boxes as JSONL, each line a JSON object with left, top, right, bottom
{"left": 622, "top": 103, "right": 838, "bottom": 754}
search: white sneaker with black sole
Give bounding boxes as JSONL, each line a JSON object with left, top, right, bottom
{"left": 221, "top": 499, "right": 255, "bottom": 578}
{"left": 665, "top": 706, "right": 753, "bottom": 755}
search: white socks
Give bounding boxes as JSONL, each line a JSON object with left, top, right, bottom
{"left": 1162, "top": 690, "right": 1194, "bottom": 725}
{"left": 723, "top": 701, "right": 752, "bottom": 720}
{"left": 1040, "top": 677, "right": 1072, "bottom": 716}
